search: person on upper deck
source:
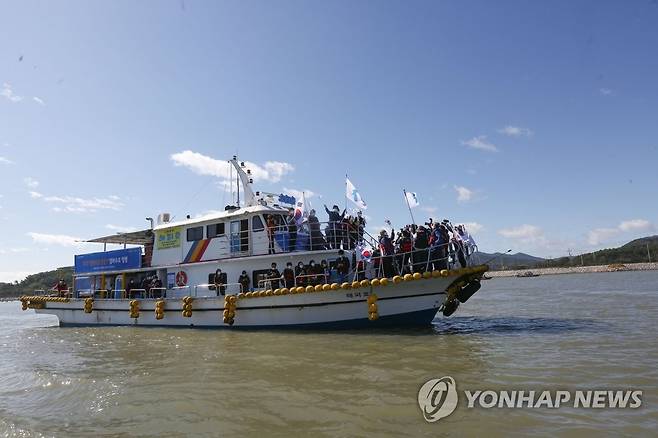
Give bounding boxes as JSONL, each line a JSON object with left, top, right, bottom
{"left": 396, "top": 229, "right": 413, "bottom": 274}
{"left": 267, "top": 262, "right": 281, "bottom": 290}
{"left": 413, "top": 226, "right": 429, "bottom": 273}
{"left": 324, "top": 204, "right": 346, "bottom": 249}
{"left": 378, "top": 229, "right": 396, "bottom": 277}
{"left": 355, "top": 211, "right": 366, "bottom": 243}
{"left": 307, "top": 210, "right": 325, "bottom": 250}
{"left": 266, "top": 215, "right": 277, "bottom": 254}
{"left": 287, "top": 209, "right": 297, "bottom": 252}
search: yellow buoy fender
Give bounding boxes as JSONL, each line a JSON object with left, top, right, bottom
{"left": 379, "top": 278, "right": 389, "bottom": 286}
{"left": 423, "top": 271, "right": 432, "bottom": 279}
{"left": 393, "top": 275, "right": 403, "bottom": 284}
{"left": 351, "top": 281, "right": 361, "bottom": 289}
{"left": 322, "top": 284, "right": 331, "bottom": 291}
{"left": 403, "top": 274, "right": 413, "bottom": 282}
{"left": 413, "top": 272, "right": 422, "bottom": 280}
{"left": 370, "top": 278, "right": 380, "bottom": 287}
{"left": 360, "top": 279, "right": 370, "bottom": 287}
{"left": 330, "top": 283, "right": 339, "bottom": 290}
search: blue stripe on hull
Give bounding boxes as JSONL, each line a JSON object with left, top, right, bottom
{"left": 57, "top": 308, "right": 440, "bottom": 330}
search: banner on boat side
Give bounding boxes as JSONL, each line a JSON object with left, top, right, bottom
{"left": 156, "top": 226, "right": 182, "bottom": 250}
{"left": 74, "top": 248, "right": 142, "bottom": 274}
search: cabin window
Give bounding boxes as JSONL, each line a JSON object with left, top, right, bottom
{"left": 207, "top": 223, "right": 225, "bottom": 238}
{"left": 187, "top": 226, "right": 203, "bottom": 241}
{"left": 252, "top": 215, "right": 264, "bottom": 232}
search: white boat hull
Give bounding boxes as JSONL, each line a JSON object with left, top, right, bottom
{"left": 32, "top": 279, "right": 457, "bottom": 328}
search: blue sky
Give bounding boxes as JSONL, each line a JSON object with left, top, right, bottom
{"left": 1, "top": 0, "right": 657, "bottom": 282}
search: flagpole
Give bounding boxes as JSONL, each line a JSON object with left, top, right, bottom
{"left": 403, "top": 189, "right": 416, "bottom": 225}
{"left": 344, "top": 174, "right": 348, "bottom": 213}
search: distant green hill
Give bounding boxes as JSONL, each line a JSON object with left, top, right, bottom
{"left": 536, "top": 235, "right": 658, "bottom": 269}
{"left": 0, "top": 267, "right": 73, "bottom": 299}
{"left": 478, "top": 235, "right": 658, "bottom": 270}
{"left": 474, "top": 251, "right": 545, "bottom": 270}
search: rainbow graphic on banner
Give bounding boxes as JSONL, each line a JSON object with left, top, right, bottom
{"left": 184, "top": 239, "right": 210, "bottom": 263}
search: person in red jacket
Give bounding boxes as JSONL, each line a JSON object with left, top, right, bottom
{"left": 52, "top": 279, "right": 68, "bottom": 297}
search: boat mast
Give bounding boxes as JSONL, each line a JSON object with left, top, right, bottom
{"left": 229, "top": 156, "right": 257, "bottom": 207}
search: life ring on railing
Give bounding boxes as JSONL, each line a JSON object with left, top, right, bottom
{"left": 175, "top": 271, "right": 188, "bottom": 287}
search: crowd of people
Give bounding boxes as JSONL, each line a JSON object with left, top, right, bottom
{"left": 374, "top": 218, "right": 477, "bottom": 278}
{"left": 126, "top": 275, "right": 164, "bottom": 298}
{"left": 265, "top": 205, "right": 367, "bottom": 253}
{"left": 213, "top": 249, "right": 353, "bottom": 294}
{"left": 213, "top": 217, "right": 476, "bottom": 294}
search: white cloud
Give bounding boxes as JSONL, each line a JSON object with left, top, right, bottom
{"left": 1, "top": 83, "right": 23, "bottom": 103}
{"left": 599, "top": 88, "right": 613, "bottom": 96}
{"left": 27, "top": 232, "right": 85, "bottom": 247}
{"left": 587, "top": 228, "right": 619, "bottom": 246}
{"left": 33, "top": 96, "right": 46, "bottom": 106}
{"left": 497, "top": 126, "right": 533, "bottom": 137}
{"left": 170, "top": 150, "right": 294, "bottom": 184}
{"left": 420, "top": 206, "right": 438, "bottom": 214}
{"left": 105, "top": 224, "right": 138, "bottom": 233}
{"left": 24, "top": 177, "right": 39, "bottom": 188}
{"left": 618, "top": 219, "right": 653, "bottom": 232}
{"left": 587, "top": 219, "right": 654, "bottom": 246}
{"left": 461, "top": 135, "right": 498, "bottom": 152}
{"left": 0, "top": 271, "right": 33, "bottom": 283}
{"left": 454, "top": 185, "right": 474, "bottom": 202}
{"left": 498, "top": 224, "right": 546, "bottom": 245}
{"left": 30, "top": 192, "right": 124, "bottom": 213}
{"left": 0, "top": 156, "right": 14, "bottom": 164}
{"left": 0, "top": 247, "right": 29, "bottom": 254}
{"left": 462, "top": 222, "right": 484, "bottom": 234}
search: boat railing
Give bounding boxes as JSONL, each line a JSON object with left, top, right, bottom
{"left": 292, "top": 273, "right": 329, "bottom": 287}
{"left": 351, "top": 240, "right": 475, "bottom": 279}
{"left": 257, "top": 278, "right": 285, "bottom": 290}
{"left": 194, "top": 282, "right": 243, "bottom": 296}
{"left": 262, "top": 220, "right": 375, "bottom": 253}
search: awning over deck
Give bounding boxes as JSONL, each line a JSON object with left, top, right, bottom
{"left": 85, "top": 229, "right": 154, "bottom": 246}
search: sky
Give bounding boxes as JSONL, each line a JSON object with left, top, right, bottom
{"left": 1, "top": 0, "right": 658, "bottom": 282}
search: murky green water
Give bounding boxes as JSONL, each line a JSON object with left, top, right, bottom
{"left": 1, "top": 271, "right": 657, "bottom": 437}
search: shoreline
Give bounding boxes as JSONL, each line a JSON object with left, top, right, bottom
{"left": 488, "top": 262, "right": 658, "bottom": 278}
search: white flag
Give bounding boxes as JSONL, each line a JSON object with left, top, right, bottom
{"left": 405, "top": 191, "right": 419, "bottom": 208}
{"left": 346, "top": 178, "right": 367, "bottom": 210}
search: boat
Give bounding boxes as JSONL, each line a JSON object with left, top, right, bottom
{"left": 516, "top": 271, "right": 540, "bottom": 278}
{"left": 19, "top": 157, "right": 489, "bottom": 328}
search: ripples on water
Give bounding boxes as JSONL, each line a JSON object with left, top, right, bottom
{"left": 1, "top": 271, "right": 657, "bottom": 437}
